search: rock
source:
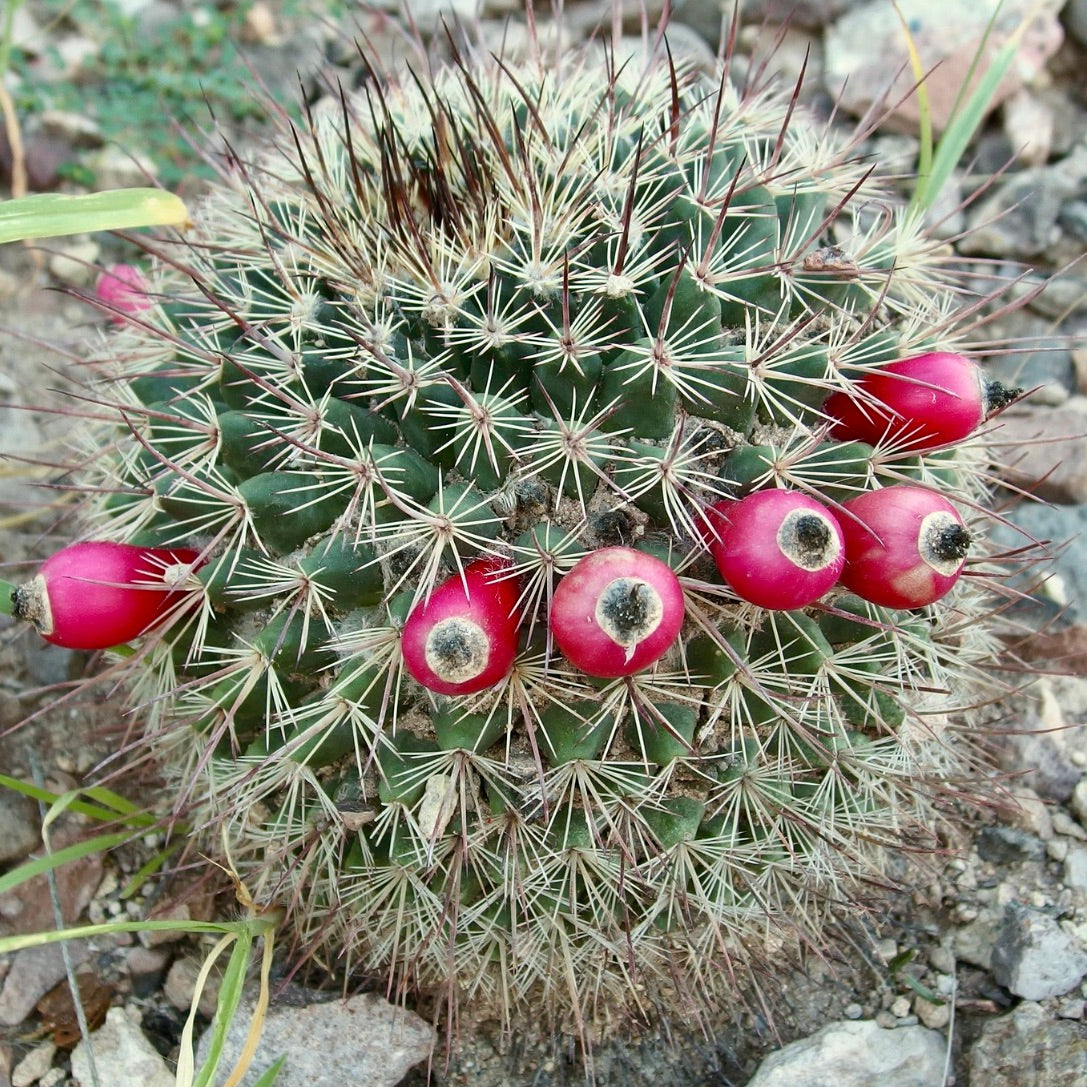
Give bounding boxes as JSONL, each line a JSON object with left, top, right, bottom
{"left": 0, "top": 942, "right": 91, "bottom": 1027}
{"left": 82, "top": 146, "right": 158, "bottom": 191}
{"left": 991, "top": 404, "right": 1087, "bottom": 505}
{"left": 0, "top": 791, "right": 39, "bottom": 866}
{"left": 976, "top": 825, "right": 1046, "bottom": 865}
{"left": 966, "top": 1000, "right": 1087, "bottom": 1087}
{"left": 990, "top": 905, "right": 1087, "bottom": 1001}
{"left": 983, "top": 313, "right": 1075, "bottom": 404}
{"left": 1064, "top": 845, "right": 1087, "bottom": 893}
{"left": 195, "top": 988, "right": 434, "bottom": 1087}
{"left": 987, "top": 678, "right": 1087, "bottom": 802}
{"left": 1013, "top": 624, "right": 1087, "bottom": 677}
{"left": 743, "top": 1019, "right": 948, "bottom": 1087}
{"left": 1074, "top": 778, "right": 1087, "bottom": 826}
{"left": 124, "top": 947, "right": 171, "bottom": 998}
{"left": 164, "top": 957, "right": 218, "bottom": 1018}
{"left": 11, "top": 1042, "right": 55, "bottom": 1087}
{"left": 1002, "top": 88, "right": 1054, "bottom": 167}
{"left": 962, "top": 162, "right": 1081, "bottom": 259}
{"left": 46, "top": 240, "right": 101, "bottom": 289}
{"left": 70, "top": 1006, "right": 173, "bottom": 1087}
{"left": 824, "top": 0, "right": 1063, "bottom": 134}
{"left": 746, "top": 0, "right": 868, "bottom": 26}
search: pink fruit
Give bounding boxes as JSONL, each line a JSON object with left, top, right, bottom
{"left": 823, "top": 351, "right": 1019, "bottom": 451}
{"left": 549, "top": 546, "right": 684, "bottom": 678}
{"left": 838, "top": 485, "right": 970, "bottom": 608}
{"left": 95, "top": 263, "right": 151, "bottom": 323}
{"left": 402, "top": 558, "right": 521, "bottom": 695}
{"left": 12, "top": 541, "right": 201, "bottom": 649}
{"left": 708, "top": 490, "right": 844, "bottom": 610}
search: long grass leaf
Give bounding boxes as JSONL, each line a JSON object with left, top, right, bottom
{"left": 192, "top": 932, "right": 254, "bottom": 1087}
{"left": 893, "top": 2, "right": 933, "bottom": 208}
{"left": 175, "top": 933, "right": 238, "bottom": 1087}
{"left": 222, "top": 919, "right": 278, "bottom": 1087}
{"left": 0, "top": 918, "right": 255, "bottom": 955}
{"left": 0, "top": 830, "right": 135, "bottom": 897}
{"left": 251, "top": 1057, "right": 286, "bottom": 1087}
{"left": 0, "top": 775, "right": 159, "bottom": 826}
{"left": 912, "top": 0, "right": 1046, "bottom": 214}
{"left": 0, "top": 188, "right": 189, "bottom": 244}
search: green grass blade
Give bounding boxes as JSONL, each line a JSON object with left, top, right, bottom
{"left": 0, "top": 830, "right": 135, "bottom": 898}
{"left": 191, "top": 933, "right": 254, "bottom": 1087}
{"left": 0, "top": 774, "right": 160, "bottom": 827}
{"left": 911, "top": 0, "right": 1044, "bottom": 214}
{"left": 0, "top": 188, "right": 188, "bottom": 244}
{"left": 0, "top": 918, "right": 256, "bottom": 956}
{"left": 251, "top": 1056, "right": 286, "bottom": 1087}
{"left": 120, "top": 839, "right": 185, "bottom": 900}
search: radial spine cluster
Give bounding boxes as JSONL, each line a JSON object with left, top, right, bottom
{"left": 63, "top": 30, "right": 1018, "bottom": 1034}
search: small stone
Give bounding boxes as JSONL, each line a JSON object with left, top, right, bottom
{"left": 12, "top": 1041, "right": 56, "bottom": 1087}
{"left": 1057, "top": 999, "right": 1085, "bottom": 1020}
{"left": 745, "top": 1019, "right": 949, "bottom": 1087}
{"left": 37, "top": 110, "right": 103, "bottom": 149}
{"left": 976, "top": 825, "right": 1046, "bottom": 865}
{"left": 125, "top": 946, "right": 171, "bottom": 998}
{"left": 195, "top": 988, "right": 434, "bottom": 1087}
{"left": 0, "top": 942, "right": 92, "bottom": 1027}
{"left": 47, "top": 239, "right": 101, "bottom": 288}
{"left": 1052, "top": 809, "right": 1087, "bottom": 841}
{"left": 70, "top": 1006, "right": 173, "bottom": 1087}
{"left": 890, "top": 995, "right": 911, "bottom": 1019}
{"left": 824, "top": 0, "right": 1063, "bottom": 135}
{"left": 1003, "top": 786, "right": 1053, "bottom": 840}
{"left": 966, "top": 1000, "right": 1087, "bottom": 1087}
{"left": 1064, "top": 845, "right": 1087, "bottom": 893}
{"left": 241, "top": 1, "right": 279, "bottom": 44}
{"left": 82, "top": 146, "right": 158, "bottom": 191}
{"left": 1002, "top": 88, "right": 1054, "bottom": 167}
{"left": 0, "top": 791, "right": 39, "bottom": 866}
{"left": 990, "top": 905, "right": 1087, "bottom": 1000}
{"left": 844, "top": 1002, "right": 864, "bottom": 1019}
{"left": 164, "top": 957, "right": 218, "bottom": 1019}
{"left": 1075, "top": 778, "right": 1087, "bottom": 826}
{"left": 914, "top": 995, "right": 951, "bottom": 1030}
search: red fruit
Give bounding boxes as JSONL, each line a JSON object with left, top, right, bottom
{"left": 708, "top": 490, "right": 844, "bottom": 610}
{"left": 838, "top": 485, "right": 970, "bottom": 608}
{"left": 94, "top": 264, "right": 151, "bottom": 323}
{"left": 401, "top": 558, "right": 521, "bottom": 696}
{"left": 549, "top": 546, "right": 684, "bottom": 678}
{"left": 823, "top": 351, "right": 1019, "bottom": 451}
{"left": 12, "top": 541, "right": 201, "bottom": 649}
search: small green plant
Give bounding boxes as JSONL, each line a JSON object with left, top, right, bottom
{"left": 0, "top": 778, "right": 282, "bottom": 1087}
{"left": 8, "top": 0, "right": 273, "bottom": 186}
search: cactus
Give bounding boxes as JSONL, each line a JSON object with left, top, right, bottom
{"left": 27, "top": 24, "right": 1026, "bottom": 1046}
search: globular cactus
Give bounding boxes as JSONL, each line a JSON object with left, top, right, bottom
{"left": 21, "top": 24, "right": 1024, "bottom": 1044}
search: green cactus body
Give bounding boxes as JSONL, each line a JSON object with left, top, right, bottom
{"left": 68, "top": 29, "right": 1013, "bottom": 1043}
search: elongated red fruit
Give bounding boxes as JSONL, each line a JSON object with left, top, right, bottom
{"left": 12, "top": 541, "right": 201, "bottom": 649}
{"left": 838, "top": 485, "right": 970, "bottom": 608}
{"left": 401, "top": 558, "right": 521, "bottom": 696}
{"left": 549, "top": 546, "right": 684, "bottom": 678}
{"left": 708, "top": 490, "right": 844, "bottom": 610}
{"left": 823, "top": 351, "right": 1020, "bottom": 451}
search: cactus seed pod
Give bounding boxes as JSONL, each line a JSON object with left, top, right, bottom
{"left": 823, "top": 351, "right": 1022, "bottom": 450}
{"left": 837, "top": 485, "right": 970, "bottom": 608}
{"left": 707, "top": 490, "right": 844, "bottom": 609}
{"left": 401, "top": 558, "right": 521, "bottom": 695}
{"left": 12, "top": 541, "right": 200, "bottom": 649}
{"left": 549, "top": 546, "right": 684, "bottom": 678}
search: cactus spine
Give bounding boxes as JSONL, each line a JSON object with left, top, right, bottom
{"left": 59, "top": 25, "right": 1017, "bottom": 1042}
